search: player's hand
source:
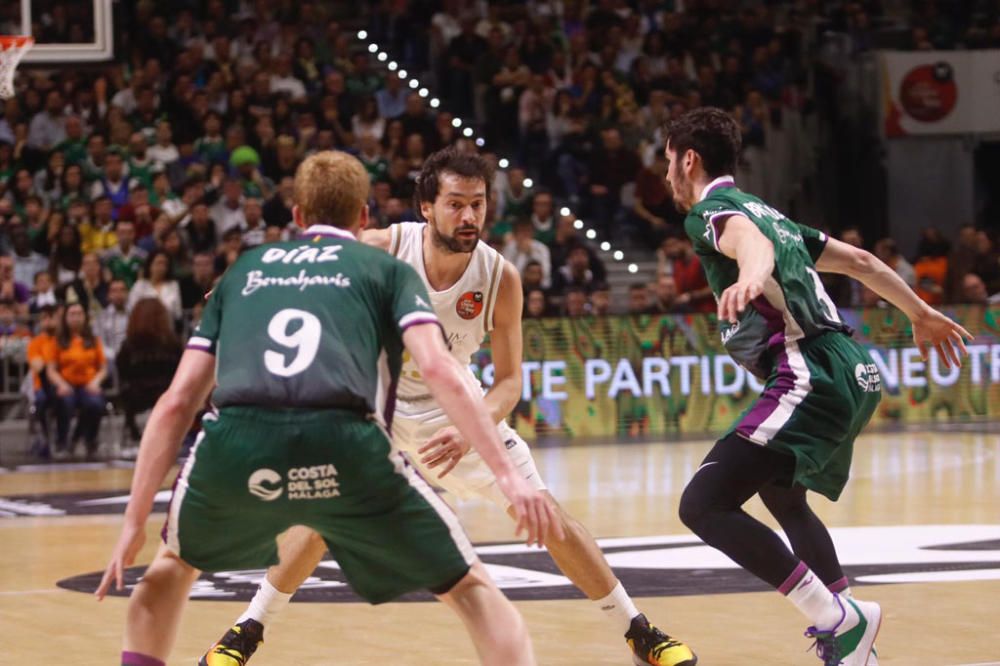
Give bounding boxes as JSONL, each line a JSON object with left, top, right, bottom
{"left": 717, "top": 278, "right": 764, "bottom": 324}
{"left": 495, "top": 474, "right": 564, "bottom": 547}
{"left": 95, "top": 519, "right": 146, "bottom": 600}
{"left": 912, "top": 307, "right": 972, "bottom": 369}
{"left": 418, "top": 426, "right": 471, "bottom": 478}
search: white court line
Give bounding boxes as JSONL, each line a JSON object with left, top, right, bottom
{"left": 952, "top": 663, "right": 1000, "bottom": 666}
{"left": 0, "top": 589, "right": 65, "bottom": 596}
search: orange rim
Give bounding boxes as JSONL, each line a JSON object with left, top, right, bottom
{"left": 0, "top": 36, "right": 34, "bottom": 51}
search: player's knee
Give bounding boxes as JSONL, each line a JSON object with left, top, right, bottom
{"left": 678, "top": 480, "right": 713, "bottom": 535}
{"left": 758, "top": 485, "right": 809, "bottom": 521}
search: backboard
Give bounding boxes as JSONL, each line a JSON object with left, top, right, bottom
{"left": 1, "top": 0, "right": 113, "bottom": 63}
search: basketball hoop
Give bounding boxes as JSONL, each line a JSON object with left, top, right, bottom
{"left": 0, "top": 36, "right": 34, "bottom": 100}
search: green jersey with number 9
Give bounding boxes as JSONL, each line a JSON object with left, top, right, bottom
{"left": 685, "top": 179, "right": 851, "bottom": 379}
{"left": 187, "top": 225, "right": 440, "bottom": 422}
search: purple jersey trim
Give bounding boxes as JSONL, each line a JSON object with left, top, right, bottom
{"left": 735, "top": 346, "right": 794, "bottom": 439}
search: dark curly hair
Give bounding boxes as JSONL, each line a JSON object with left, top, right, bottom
{"left": 663, "top": 107, "right": 742, "bottom": 179}
{"left": 414, "top": 148, "right": 494, "bottom": 207}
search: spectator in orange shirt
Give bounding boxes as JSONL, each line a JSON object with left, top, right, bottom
{"left": 26, "top": 304, "right": 59, "bottom": 455}
{"left": 913, "top": 228, "right": 951, "bottom": 305}
{"left": 46, "top": 302, "right": 108, "bottom": 459}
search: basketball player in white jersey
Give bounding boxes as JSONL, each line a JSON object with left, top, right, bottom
{"left": 200, "top": 149, "right": 697, "bottom": 666}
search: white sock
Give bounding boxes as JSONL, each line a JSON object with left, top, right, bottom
{"left": 595, "top": 581, "right": 640, "bottom": 634}
{"left": 782, "top": 565, "right": 845, "bottom": 630}
{"left": 236, "top": 578, "right": 293, "bottom": 630}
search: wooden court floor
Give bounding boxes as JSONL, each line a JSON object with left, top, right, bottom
{"left": 1, "top": 430, "right": 999, "bottom": 665}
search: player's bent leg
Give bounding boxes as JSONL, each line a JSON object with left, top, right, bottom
{"left": 503, "top": 494, "right": 697, "bottom": 666}
{"left": 434, "top": 561, "right": 536, "bottom": 666}
{"left": 507, "top": 492, "right": 614, "bottom": 599}
{"left": 200, "top": 526, "right": 328, "bottom": 666}
{"left": 758, "top": 483, "right": 846, "bottom": 587}
{"left": 122, "top": 544, "right": 201, "bottom": 665}
{"left": 678, "top": 433, "right": 801, "bottom": 588}
{"left": 758, "top": 483, "right": 881, "bottom": 665}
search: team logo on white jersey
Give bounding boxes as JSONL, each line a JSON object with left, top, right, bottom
{"left": 456, "top": 291, "right": 484, "bottom": 320}
{"left": 247, "top": 469, "right": 283, "bottom": 501}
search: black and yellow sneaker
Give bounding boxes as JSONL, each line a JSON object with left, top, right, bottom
{"left": 626, "top": 613, "right": 698, "bottom": 666}
{"left": 199, "top": 618, "right": 263, "bottom": 666}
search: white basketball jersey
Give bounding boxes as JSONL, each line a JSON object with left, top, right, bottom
{"left": 390, "top": 222, "right": 504, "bottom": 403}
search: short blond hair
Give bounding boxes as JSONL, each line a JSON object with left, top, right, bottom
{"left": 294, "top": 150, "right": 370, "bottom": 229}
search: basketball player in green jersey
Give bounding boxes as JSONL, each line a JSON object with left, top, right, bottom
{"left": 664, "top": 107, "right": 971, "bottom": 666}
{"left": 201, "top": 148, "right": 696, "bottom": 666}
{"left": 95, "top": 151, "right": 562, "bottom": 666}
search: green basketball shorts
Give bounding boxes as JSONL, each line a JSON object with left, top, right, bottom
{"left": 731, "top": 332, "right": 882, "bottom": 501}
{"left": 162, "top": 406, "right": 475, "bottom": 603}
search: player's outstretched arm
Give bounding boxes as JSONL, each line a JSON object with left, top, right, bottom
{"left": 403, "top": 322, "right": 563, "bottom": 546}
{"left": 95, "top": 349, "right": 216, "bottom": 599}
{"left": 715, "top": 215, "right": 776, "bottom": 323}
{"left": 815, "top": 236, "right": 971, "bottom": 367}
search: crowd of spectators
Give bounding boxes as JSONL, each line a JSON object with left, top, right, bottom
{"left": 2, "top": 1, "right": 1000, "bottom": 456}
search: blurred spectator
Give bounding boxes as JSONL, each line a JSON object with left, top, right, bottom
{"left": 632, "top": 148, "right": 679, "bottom": 245}
{"left": 97, "top": 278, "right": 129, "bottom": 361}
{"left": 375, "top": 72, "right": 407, "bottom": 119}
{"left": 128, "top": 250, "right": 183, "bottom": 323}
{"left": 962, "top": 273, "right": 1000, "bottom": 305}
{"left": 242, "top": 198, "right": 267, "bottom": 248}
{"left": 913, "top": 228, "right": 950, "bottom": 306}
{"left": 973, "top": 230, "right": 1000, "bottom": 296}
{"left": 27, "top": 90, "right": 67, "bottom": 153}
{"left": 210, "top": 178, "right": 248, "bottom": 237}
{"left": 0, "top": 297, "right": 30, "bottom": 342}
{"left": 521, "top": 261, "right": 546, "bottom": 294}
{"left": 874, "top": 238, "right": 916, "bottom": 288}
{"left": 552, "top": 243, "right": 600, "bottom": 294}
{"left": 115, "top": 298, "right": 183, "bottom": 451}
{"left": 183, "top": 201, "right": 219, "bottom": 254}
{"left": 564, "top": 286, "right": 588, "bottom": 317}
{"left": 524, "top": 288, "right": 549, "bottom": 318}
{"left": 103, "top": 220, "right": 147, "bottom": 287}
{"left": 49, "top": 218, "right": 83, "bottom": 286}
{"left": 587, "top": 127, "right": 641, "bottom": 235}
{"left": 62, "top": 252, "right": 108, "bottom": 323}
{"left": 590, "top": 283, "right": 612, "bottom": 316}
{"left": 7, "top": 222, "right": 48, "bottom": 287}
{"left": 26, "top": 304, "right": 59, "bottom": 454}
{"left": 160, "top": 228, "right": 192, "bottom": 278}
{"left": 503, "top": 219, "right": 552, "bottom": 288}
{"left": 80, "top": 196, "right": 117, "bottom": 254}
{"left": 652, "top": 272, "right": 680, "bottom": 313}
{"left": 181, "top": 252, "right": 216, "bottom": 310}
{"left": 628, "top": 283, "right": 655, "bottom": 315}
{"left": 529, "top": 191, "right": 557, "bottom": 245}
{"left": 0, "top": 253, "right": 30, "bottom": 314}
{"left": 89, "top": 150, "right": 137, "bottom": 220}
{"left": 147, "top": 120, "right": 180, "bottom": 167}
{"left": 29, "top": 270, "right": 57, "bottom": 314}
{"left": 946, "top": 224, "right": 979, "bottom": 303}
{"left": 214, "top": 227, "right": 245, "bottom": 274}
{"left": 660, "top": 232, "right": 714, "bottom": 314}
{"left": 263, "top": 176, "right": 295, "bottom": 227}
{"left": 47, "top": 302, "right": 107, "bottom": 460}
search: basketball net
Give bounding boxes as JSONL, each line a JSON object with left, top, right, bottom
{"left": 0, "top": 36, "right": 34, "bottom": 100}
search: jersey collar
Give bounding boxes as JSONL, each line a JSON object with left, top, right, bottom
{"left": 698, "top": 175, "right": 736, "bottom": 203}
{"left": 302, "top": 224, "right": 357, "bottom": 241}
